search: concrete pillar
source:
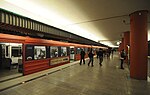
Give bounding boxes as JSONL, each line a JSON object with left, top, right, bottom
{"left": 130, "top": 10, "right": 148, "bottom": 80}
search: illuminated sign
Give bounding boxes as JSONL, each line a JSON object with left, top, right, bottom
{"left": 50, "top": 56, "right": 69, "bottom": 65}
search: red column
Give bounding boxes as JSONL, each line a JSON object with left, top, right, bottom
{"left": 124, "top": 31, "right": 130, "bottom": 63}
{"left": 130, "top": 10, "right": 148, "bottom": 80}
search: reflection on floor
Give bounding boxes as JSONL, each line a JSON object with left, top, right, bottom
{"left": 0, "top": 52, "right": 150, "bottom": 95}
{"left": 70, "top": 60, "right": 76, "bottom": 63}
{"left": 0, "top": 68, "right": 22, "bottom": 82}
{"left": 148, "top": 58, "right": 150, "bottom": 77}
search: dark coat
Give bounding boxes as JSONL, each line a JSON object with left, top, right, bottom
{"left": 98, "top": 50, "right": 103, "bottom": 57}
{"left": 80, "top": 51, "right": 85, "bottom": 58}
{"left": 88, "top": 52, "right": 94, "bottom": 58}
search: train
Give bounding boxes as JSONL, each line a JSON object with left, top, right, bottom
{"left": 0, "top": 33, "right": 107, "bottom": 76}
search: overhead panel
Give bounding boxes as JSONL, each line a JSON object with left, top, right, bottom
{"left": 0, "top": 8, "right": 108, "bottom": 48}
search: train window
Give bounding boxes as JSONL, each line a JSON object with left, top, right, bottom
{"left": 25, "top": 45, "right": 34, "bottom": 61}
{"left": 6, "top": 14, "right": 9, "bottom": 24}
{"left": 50, "top": 46, "right": 58, "bottom": 58}
{"left": 1, "top": 12, "right": 5, "bottom": 23}
{"left": 70, "top": 48, "right": 74, "bottom": 54}
{"left": 16, "top": 17, "right": 19, "bottom": 26}
{"left": 43, "top": 25, "right": 45, "bottom": 32}
{"left": 61, "top": 47, "right": 67, "bottom": 56}
{"left": 93, "top": 48, "right": 96, "bottom": 53}
{"left": 22, "top": 19, "right": 24, "bottom": 28}
{"left": 30, "top": 21, "right": 32, "bottom": 29}
{"left": 28, "top": 20, "right": 30, "bottom": 29}
{"left": 37, "top": 23, "right": 39, "bottom": 31}
{"left": 76, "top": 48, "right": 81, "bottom": 54}
{"left": 35, "top": 23, "right": 38, "bottom": 30}
{"left": 34, "top": 46, "right": 46, "bottom": 60}
{"left": 41, "top": 25, "right": 43, "bottom": 31}
{"left": 19, "top": 18, "right": 22, "bottom": 27}
{"left": 11, "top": 47, "right": 22, "bottom": 57}
{"left": 32, "top": 21, "right": 35, "bottom": 29}
{"left": 85, "top": 48, "right": 88, "bottom": 53}
{"left": 13, "top": 16, "right": 16, "bottom": 26}
{"left": 9, "top": 15, "right": 13, "bottom": 25}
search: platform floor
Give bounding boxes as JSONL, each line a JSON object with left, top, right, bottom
{"left": 0, "top": 53, "right": 150, "bottom": 95}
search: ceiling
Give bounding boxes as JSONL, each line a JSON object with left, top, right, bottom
{"left": 0, "top": 0, "right": 150, "bottom": 47}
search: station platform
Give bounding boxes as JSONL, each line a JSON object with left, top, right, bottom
{"left": 0, "top": 53, "right": 150, "bottom": 95}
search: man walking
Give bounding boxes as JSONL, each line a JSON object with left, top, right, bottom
{"left": 98, "top": 48, "right": 103, "bottom": 66}
{"left": 88, "top": 48, "right": 95, "bottom": 67}
{"left": 80, "top": 49, "right": 85, "bottom": 65}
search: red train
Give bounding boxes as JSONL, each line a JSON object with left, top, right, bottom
{"left": 0, "top": 33, "right": 107, "bottom": 77}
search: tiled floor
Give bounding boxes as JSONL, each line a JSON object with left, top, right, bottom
{"left": 0, "top": 53, "right": 150, "bottom": 95}
{"left": 0, "top": 69, "right": 22, "bottom": 82}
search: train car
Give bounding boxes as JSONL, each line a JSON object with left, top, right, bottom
{"left": 0, "top": 33, "right": 106, "bottom": 79}
{"left": 70, "top": 43, "right": 91, "bottom": 61}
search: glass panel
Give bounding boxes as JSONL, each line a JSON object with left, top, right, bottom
{"left": 70, "top": 48, "right": 74, "bottom": 54}
{"left": 28, "top": 20, "right": 30, "bottom": 29}
{"left": 6, "top": 14, "right": 9, "bottom": 24}
{"left": 11, "top": 47, "right": 22, "bottom": 57}
{"left": 9, "top": 15, "right": 13, "bottom": 25}
{"left": 30, "top": 21, "right": 32, "bottom": 29}
{"left": 35, "top": 22, "right": 37, "bottom": 30}
{"left": 20, "top": 18, "right": 22, "bottom": 27}
{"left": 85, "top": 48, "right": 88, "bottom": 53}
{"left": 41, "top": 25, "right": 43, "bottom": 31}
{"left": 76, "top": 47, "right": 81, "bottom": 54}
{"left": 36, "top": 23, "right": 38, "bottom": 31}
{"left": 61, "top": 47, "right": 67, "bottom": 56}
{"left": 16, "top": 17, "right": 19, "bottom": 26}
{"left": 39, "top": 24, "right": 41, "bottom": 31}
{"left": 34, "top": 46, "right": 46, "bottom": 59}
{"left": 25, "top": 45, "right": 34, "bottom": 61}
{"left": 1, "top": 12, "right": 5, "bottom": 23}
{"left": 13, "top": 16, "right": 16, "bottom": 25}
{"left": 24, "top": 20, "right": 26, "bottom": 28}
{"left": 46, "top": 46, "right": 50, "bottom": 58}
{"left": 42, "top": 25, "right": 44, "bottom": 32}
{"left": 32, "top": 22, "right": 34, "bottom": 30}
{"left": 34, "top": 22, "right": 37, "bottom": 30}
{"left": 46, "top": 26, "right": 48, "bottom": 32}
{"left": 22, "top": 19, "right": 24, "bottom": 27}
{"left": 50, "top": 46, "right": 58, "bottom": 58}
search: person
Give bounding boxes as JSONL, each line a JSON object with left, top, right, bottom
{"left": 120, "top": 49, "right": 126, "bottom": 69}
{"left": 107, "top": 48, "right": 111, "bottom": 58}
{"left": 98, "top": 48, "right": 103, "bottom": 66}
{"left": 88, "top": 48, "right": 95, "bottom": 67}
{"left": 80, "top": 49, "right": 85, "bottom": 65}
{"left": 111, "top": 48, "right": 114, "bottom": 58}
{"left": 96, "top": 50, "right": 99, "bottom": 59}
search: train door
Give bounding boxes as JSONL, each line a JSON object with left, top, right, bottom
{"left": 70, "top": 46, "right": 75, "bottom": 62}
{"left": 0, "top": 42, "right": 23, "bottom": 81}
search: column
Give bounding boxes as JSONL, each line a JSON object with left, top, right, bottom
{"left": 130, "top": 10, "right": 148, "bottom": 80}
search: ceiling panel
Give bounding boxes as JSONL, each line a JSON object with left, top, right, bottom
{"left": 1, "top": 0, "right": 150, "bottom": 47}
